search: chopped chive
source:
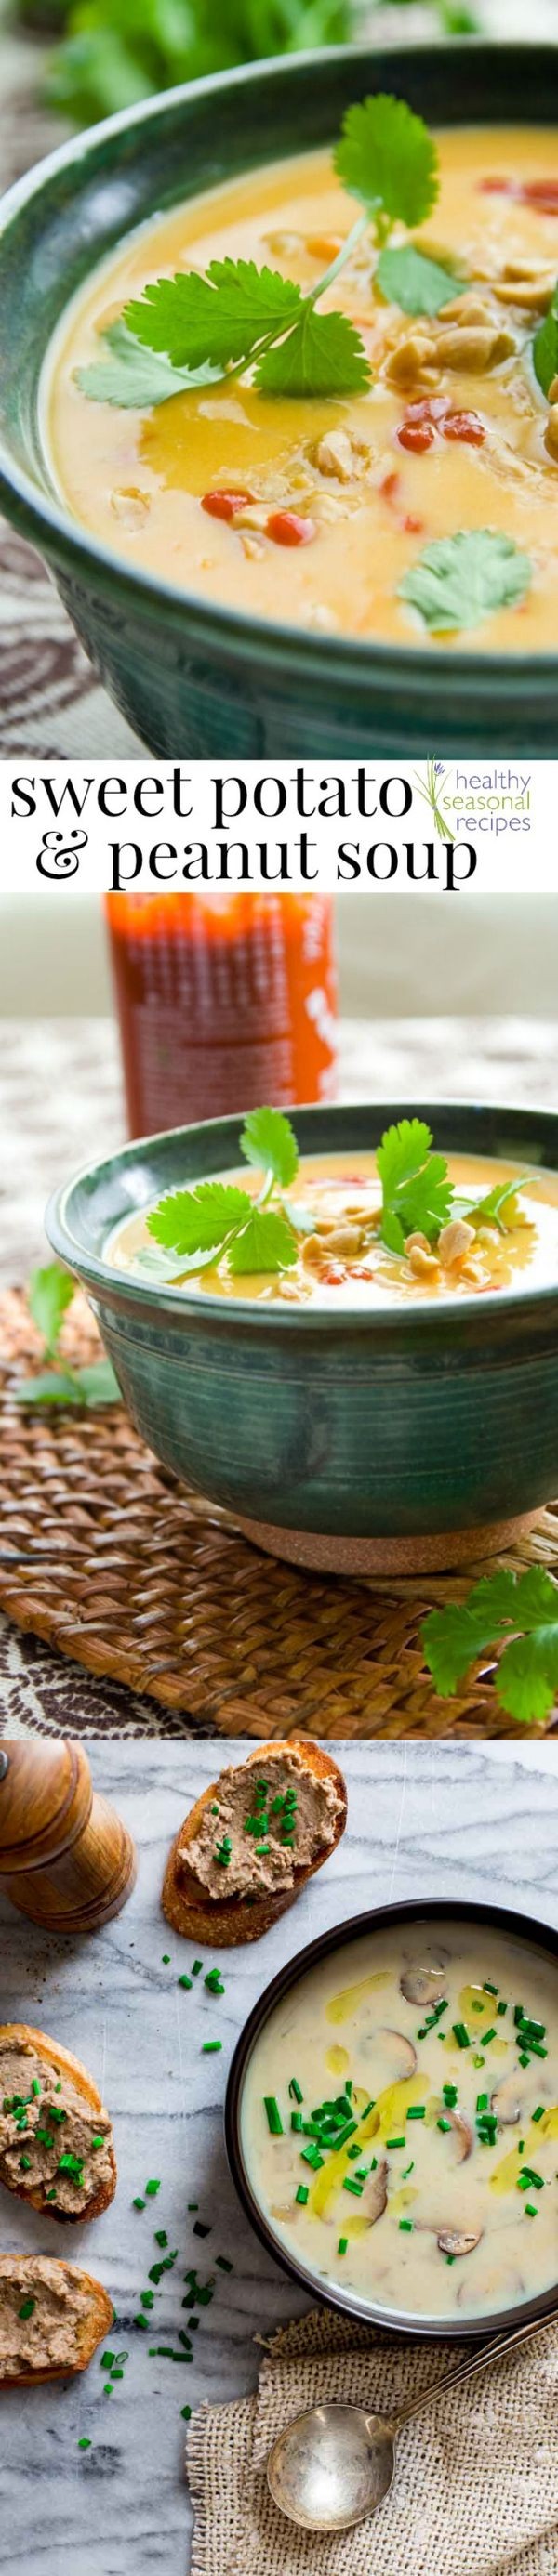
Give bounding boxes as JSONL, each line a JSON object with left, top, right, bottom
{"left": 205, "top": 1971, "right": 225, "bottom": 1995}
{"left": 300, "top": 2144, "right": 324, "bottom": 2170}
{"left": 100, "top": 2353, "right": 115, "bottom": 2372}
{"left": 483, "top": 1981, "right": 498, "bottom": 1997}
{"left": 134, "top": 2316, "right": 149, "bottom": 2330}
{"left": 406, "top": 2106, "right": 426, "bottom": 2121}
{"left": 497, "top": 2001, "right": 508, "bottom": 2017}
{"left": 399, "top": 2220, "right": 413, "bottom": 2232}
{"left": 480, "top": 2028, "right": 496, "bottom": 2047}
{"left": 145, "top": 2179, "right": 161, "bottom": 2197}
{"left": 472, "top": 2055, "right": 485, "bottom": 2070}
{"left": 532, "top": 2107, "right": 545, "bottom": 2123}
{"left": 202, "top": 2041, "right": 222, "bottom": 2055}
{"left": 192, "top": 1963, "right": 203, "bottom": 1977}
{"left": 453, "top": 2024, "right": 470, "bottom": 2049}
{"left": 162, "top": 1954, "right": 170, "bottom": 1965}
{"left": 296, "top": 2186, "right": 309, "bottom": 2205}
{"left": 216, "top": 2256, "right": 232, "bottom": 2273}
{"left": 442, "top": 2086, "right": 458, "bottom": 2108}
{"left": 446, "top": 2254, "right": 456, "bottom": 2266}
{"left": 179, "top": 1977, "right": 193, "bottom": 1991}
{"left": 525, "top": 2204, "right": 538, "bottom": 2218}
{"left": 32, "top": 2080, "right": 41, "bottom": 2098}
{"left": 154, "top": 2230, "right": 168, "bottom": 2248}
{"left": 289, "top": 2079, "right": 303, "bottom": 2106}
{"left": 342, "top": 2177, "right": 364, "bottom": 2196}
{"left": 19, "top": 2156, "right": 32, "bottom": 2171}
{"left": 181, "top": 2405, "right": 193, "bottom": 2421}
{"left": 338, "top": 2236, "right": 348, "bottom": 2255}
{"left": 402, "top": 2162, "right": 415, "bottom": 2180}
{"left": 264, "top": 2097, "right": 283, "bottom": 2136}
{"left": 437, "top": 2118, "right": 451, "bottom": 2133}
{"left": 133, "top": 2197, "right": 146, "bottom": 2210}
{"left": 78, "top": 2438, "right": 91, "bottom": 2451}
{"left": 386, "top": 2136, "right": 405, "bottom": 2149}
{"left": 476, "top": 2095, "right": 489, "bottom": 2114}
{"left": 19, "top": 2299, "right": 35, "bottom": 2319}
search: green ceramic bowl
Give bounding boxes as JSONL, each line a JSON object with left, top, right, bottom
{"left": 46, "top": 1098, "right": 558, "bottom": 1575}
{"left": 0, "top": 41, "right": 557, "bottom": 757}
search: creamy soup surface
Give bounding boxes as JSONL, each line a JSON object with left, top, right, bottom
{"left": 48, "top": 126, "right": 558, "bottom": 650}
{"left": 240, "top": 1919, "right": 558, "bottom": 2320}
{"left": 107, "top": 1150, "right": 558, "bottom": 1308}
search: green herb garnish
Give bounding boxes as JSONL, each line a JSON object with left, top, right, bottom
{"left": 78, "top": 96, "right": 443, "bottom": 410}
{"left": 534, "top": 285, "right": 558, "bottom": 400}
{"left": 422, "top": 1564, "right": 558, "bottom": 1728}
{"left": 147, "top": 1108, "right": 299, "bottom": 1279}
{"left": 377, "top": 1117, "right": 453, "bottom": 1255}
{"left": 18, "top": 1258, "right": 120, "bottom": 1413}
{"left": 264, "top": 2096, "right": 284, "bottom": 2136}
{"left": 399, "top": 531, "right": 532, "bottom": 637}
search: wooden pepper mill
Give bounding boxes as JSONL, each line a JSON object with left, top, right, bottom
{"left": 0, "top": 1741, "right": 137, "bottom": 1934}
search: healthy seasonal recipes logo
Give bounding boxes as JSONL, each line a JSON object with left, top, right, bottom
{"left": 421, "top": 763, "right": 532, "bottom": 843}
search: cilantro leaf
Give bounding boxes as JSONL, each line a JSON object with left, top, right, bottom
{"left": 147, "top": 1181, "right": 252, "bottom": 1255}
{"left": 377, "top": 1117, "right": 434, "bottom": 1202}
{"left": 462, "top": 1177, "right": 525, "bottom": 1233}
{"left": 76, "top": 321, "right": 219, "bottom": 409}
{"left": 376, "top": 1118, "right": 452, "bottom": 1252}
{"left": 228, "top": 1210, "right": 298, "bottom": 1273}
{"left": 399, "top": 532, "right": 532, "bottom": 635}
{"left": 28, "top": 1261, "right": 74, "bottom": 1359}
{"left": 422, "top": 1565, "right": 558, "bottom": 1727}
{"left": 376, "top": 243, "right": 458, "bottom": 316}
{"left": 256, "top": 307, "right": 369, "bottom": 397}
{"left": 16, "top": 1360, "right": 120, "bottom": 1409}
{"left": 533, "top": 287, "right": 558, "bottom": 401}
{"left": 124, "top": 259, "right": 302, "bottom": 371}
{"left": 46, "top": 0, "right": 354, "bottom": 133}
{"left": 335, "top": 94, "right": 438, "bottom": 236}
{"left": 497, "top": 1627, "right": 558, "bottom": 1727}
{"left": 240, "top": 1107, "right": 299, "bottom": 1189}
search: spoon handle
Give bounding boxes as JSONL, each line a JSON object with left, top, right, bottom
{"left": 396, "top": 2304, "right": 558, "bottom": 2429}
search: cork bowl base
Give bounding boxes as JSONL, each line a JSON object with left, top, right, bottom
{"left": 237, "top": 1510, "right": 541, "bottom": 1578}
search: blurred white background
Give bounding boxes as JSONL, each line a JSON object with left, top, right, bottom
{"left": 0, "top": 891, "right": 555, "bottom": 1019}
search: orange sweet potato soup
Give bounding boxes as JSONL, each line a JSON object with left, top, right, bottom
{"left": 47, "top": 114, "right": 558, "bottom": 651}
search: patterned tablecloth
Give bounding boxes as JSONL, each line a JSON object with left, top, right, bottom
{"left": 0, "top": 1009, "right": 556, "bottom": 1734}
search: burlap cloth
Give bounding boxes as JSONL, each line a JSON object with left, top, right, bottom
{"left": 186, "top": 2307, "right": 558, "bottom": 2576}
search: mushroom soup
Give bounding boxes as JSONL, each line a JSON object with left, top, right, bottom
{"left": 107, "top": 1148, "right": 558, "bottom": 1308}
{"left": 48, "top": 121, "right": 558, "bottom": 650}
{"left": 239, "top": 1920, "right": 558, "bottom": 2321}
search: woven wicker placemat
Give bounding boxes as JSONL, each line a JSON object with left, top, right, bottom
{"left": 1, "top": 1288, "right": 557, "bottom": 1740}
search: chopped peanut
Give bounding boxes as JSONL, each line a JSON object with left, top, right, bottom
{"left": 406, "top": 1244, "right": 440, "bottom": 1280}
{"left": 300, "top": 1234, "right": 328, "bottom": 1271}
{"left": 312, "top": 428, "right": 366, "bottom": 482}
{"left": 405, "top": 1231, "right": 432, "bottom": 1256}
{"left": 434, "top": 322, "right": 516, "bottom": 372}
{"left": 438, "top": 1217, "right": 476, "bottom": 1269}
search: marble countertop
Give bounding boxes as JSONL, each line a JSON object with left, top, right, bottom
{"left": 2, "top": 1737, "right": 558, "bottom": 2574}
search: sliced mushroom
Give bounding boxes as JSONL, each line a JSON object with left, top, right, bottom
{"left": 378, "top": 2028, "right": 418, "bottom": 2078}
{"left": 400, "top": 1965, "right": 447, "bottom": 2007}
{"left": 490, "top": 2075, "right": 522, "bottom": 2126}
{"left": 446, "top": 2110, "right": 473, "bottom": 2164}
{"left": 359, "top": 2159, "right": 388, "bottom": 2227}
{"left": 437, "top": 2228, "right": 482, "bottom": 2259}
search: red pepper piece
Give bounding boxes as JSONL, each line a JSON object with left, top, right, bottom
{"left": 202, "top": 489, "right": 253, "bottom": 520}
{"left": 266, "top": 510, "right": 315, "bottom": 547}
{"left": 520, "top": 180, "right": 558, "bottom": 213}
{"left": 443, "top": 409, "right": 486, "bottom": 445}
{"left": 323, "top": 1265, "right": 347, "bottom": 1285}
{"left": 397, "top": 418, "right": 436, "bottom": 453}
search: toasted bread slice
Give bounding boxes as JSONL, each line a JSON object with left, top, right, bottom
{"left": 0, "top": 2254, "right": 113, "bottom": 2388}
{"left": 162, "top": 1740, "right": 347, "bottom": 1947}
{"left": 0, "top": 2026, "right": 116, "bottom": 2223}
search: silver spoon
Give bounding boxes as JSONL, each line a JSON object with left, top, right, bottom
{"left": 267, "top": 2304, "right": 557, "bottom": 2531}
